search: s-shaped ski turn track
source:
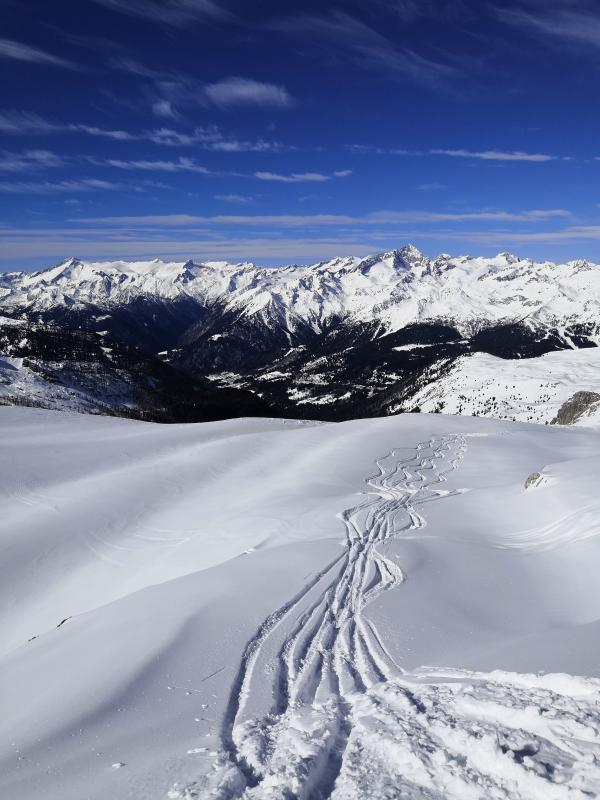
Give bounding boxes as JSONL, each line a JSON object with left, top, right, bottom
{"left": 194, "top": 434, "right": 468, "bottom": 800}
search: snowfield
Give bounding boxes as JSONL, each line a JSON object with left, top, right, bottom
{"left": 404, "top": 347, "right": 600, "bottom": 425}
{"left": 1, "top": 408, "right": 600, "bottom": 799}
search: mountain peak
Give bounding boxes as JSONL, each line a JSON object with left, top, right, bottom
{"left": 398, "top": 243, "right": 424, "bottom": 258}
{"left": 58, "top": 256, "right": 81, "bottom": 268}
{"left": 496, "top": 252, "right": 519, "bottom": 264}
{"left": 378, "top": 245, "right": 426, "bottom": 264}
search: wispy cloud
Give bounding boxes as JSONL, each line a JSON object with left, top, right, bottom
{"left": 431, "top": 148, "right": 559, "bottom": 162}
{"left": 204, "top": 77, "right": 292, "bottom": 108}
{"left": 73, "top": 208, "right": 571, "bottom": 226}
{"left": 0, "top": 111, "right": 60, "bottom": 134}
{"left": 74, "top": 213, "right": 358, "bottom": 226}
{"left": 104, "top": 157, "right": 213, "bottom": 174}
{"left": 368, "top": 209, "right": 571, "bottom": 223}
{"left": 134, "top": 125, "right": 283, "bottom": 151}
{"left": 112, "top": 53, "right": 293, "bottom": 114}
{"left": 0, "top": 233, "right": 379, "bottom": 264}
{"left": 273, "top": 12, "right": 457, "bottom": 86}
{"left": 145, "top": 127, "right": 215, "bottom": 146}
{"left": 214, "top": 193, "right": 255, "bottom": 204}
{"left": 74, "top": 125, "right": 136, "bottom": 141}
{"left": 496, "top": 4, "right": 600, "bottom": 50}
{"left": 350, "top": 144, "right": 411, "bottom": 155}
{"left": 254, "top": 170, "right": 353, "bottom": 183}
{"left": 0, "top": 150, "right": 64, "bottom": 173}
{"left": 0, "top": 111, "right": 285, "bottom": 152}
{"left": 351, "top": 145, "right": 567, "bottom": 162}
{"left": 0, "top": 178, "right": 125, "bottom": 194}
{"left": 101, "top": 156, "right": 341, "bottom": 184}
{"left": 5, "top": 227, "right": 600, "bottom": 266}
{"left": 0, "top": 111, "right": 136, "bottom": 140}
{"left": 152, "top": 99, "right": 178, "bottom": 119}
{"left": 90, "top": 0, "right": 231, "bottom": 27}
{"left": 0, "top": 38, "right": 78, "bottom": 70}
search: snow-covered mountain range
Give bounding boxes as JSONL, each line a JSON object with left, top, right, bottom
{"left": 4, "top": 246, "right": 600, "bottom": 337}
{"left": 1, "top": 245, "right": 600, "bottom": 422}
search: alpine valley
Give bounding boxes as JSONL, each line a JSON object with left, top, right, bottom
{"left": 2, "top": 244, "right": 600, "bottom": 426}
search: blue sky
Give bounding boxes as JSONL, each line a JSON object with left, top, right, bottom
{"left": 1, "top": 0, "right": 600, "bottom": 269}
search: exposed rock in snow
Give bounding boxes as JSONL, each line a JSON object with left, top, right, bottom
{"left": 403, "top": 348, "right": 600, "bottom": 426}
{"left": 525, "top": 471, "right": 543, "bottom": 489}
{"left": 551, "top": 391, "right": 600, "bottom": 426}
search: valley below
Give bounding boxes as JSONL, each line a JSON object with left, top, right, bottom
{"left": 2, "top": 246, "right": 600, "bottom": 425}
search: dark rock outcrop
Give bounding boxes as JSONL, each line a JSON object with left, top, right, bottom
{"left": 551, "top": 391, "right": 600, "bottom": 426}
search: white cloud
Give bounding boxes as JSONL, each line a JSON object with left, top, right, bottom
{"left": 0, "top": 234, "right": 378, "bottom": 264}
{"left": 0, "top": 111, "right": 284, "bottom": 152}
{"left": 0, "top": 112, "right": 135, "bottom": 140}
{"left": 0, "top": 38, "right": 78, "bottom": 70}
{"left": 144, "top": 126, "right": 282, "bottom": 151}
{"left": 0, "top": 111, "right": 59, "bottom": 134}
{"left": 350, "top": 144, "right": 412, "bottom": 155}
{"left": 273, "top": 12, "right": 457, "bottom": 86}
{"left": 73, "top": 125, "right": 136, "bottom": 141}
{"left": 214, "top": 194, "right": 255, "bottom": 204}
{"left": 105, "top": 157, "right": 212, "bottom": 174}
{"left": 152, "top": 99, "right": 178, "bottom": 119}
{"left": 350, "top": 145, "right": 566, "bottom": 162}
{"left": 0, "top": 150, "right": 64, "bottom": 173}
{"left": 254, "top": 170, "right": 351, "bottom": 183}
{"left": 146, "top": 127, "right": 215, "bottom": 146}
{"left": 74, "top": 213, "right": 358, "bottom": 226}
{"left": 496, "top": 6, "right": 600, "bottom": 50}
{"left": 369, "top": 209, "right": 571, "bottom": 223}
{"left": 73, "top": 208, "right": 571, "bottom": 227}
{"left": 90, "top": 0, "right": 231, "bottom": 26}
{"left": 431, "top": 148, "right": 558, "bottom": 162}
{"left": 204, "top": 77, "right": 292, "bottom": 108}
{"left": 0, "top": 178, "right": 125, "bottom": 194}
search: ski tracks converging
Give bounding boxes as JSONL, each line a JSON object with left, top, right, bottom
{"left": 168, "top": 434, "right": 600, "bottom": 800}
{"left": 184, "top": 434, "right": 467, "bottom": 800}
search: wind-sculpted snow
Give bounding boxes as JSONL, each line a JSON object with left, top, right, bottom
{"left": 2, "top": 409, "right": 600, "bottom": 799}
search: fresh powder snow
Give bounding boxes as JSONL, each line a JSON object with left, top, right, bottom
{"left": 1, "top": 407, "right": 600, "bottom": 799}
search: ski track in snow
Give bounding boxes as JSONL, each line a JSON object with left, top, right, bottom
{"left": 225, "top": 437, "right": 467, "bottom": 795}
{"left": 167, "top": 433, "right": 600, "bottom": 800}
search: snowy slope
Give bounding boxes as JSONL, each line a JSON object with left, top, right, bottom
{"left": 0, "top": 353, "right": 104, "bottom": 413}
{"left": 3, "top": 247, "right": 600, "bottom": 338}
{"left": 2, "top": 408, "right": 600, "bottom": 799}
{"left": 403, "top": 347, "right": 600, "bottom": 425}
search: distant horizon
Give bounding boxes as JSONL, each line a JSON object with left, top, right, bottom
{"left": 4, "top": 242, "right": 600, "bottom": 274}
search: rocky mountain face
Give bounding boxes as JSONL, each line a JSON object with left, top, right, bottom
{"left": 1, "top": 245, "right": 600, "bottom": 422}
